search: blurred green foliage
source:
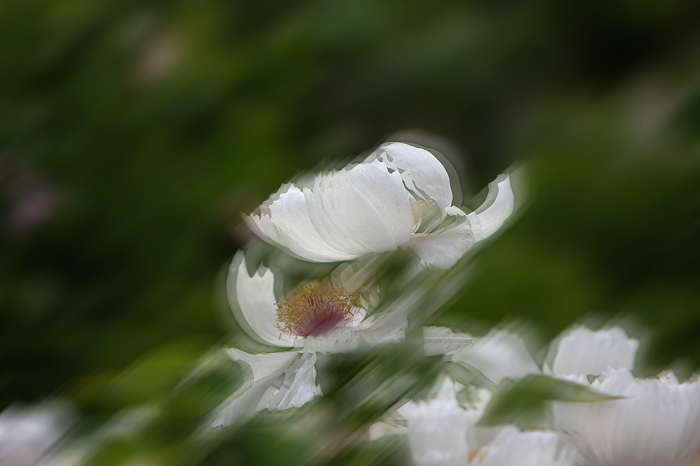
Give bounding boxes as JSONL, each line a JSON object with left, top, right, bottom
{"left": 2, "top": 0, "right": 700, "bottom": 464}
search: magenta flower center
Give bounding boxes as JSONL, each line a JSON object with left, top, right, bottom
{"left": 276, "top": 283, "right": 354, "bottom": 337}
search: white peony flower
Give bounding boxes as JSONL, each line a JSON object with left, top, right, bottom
{"left": 420, "top": 326, "right": 700, "bottom": 465}
{"left": 553, "top": 369, "right": 700, "bottom": 466}
{"left": 371, "top": 377, "right": 579, "bottom": 466}
{"left": 247, "top": 142, "right": 514, "bottom": 269}
{"left": 397, "top": 377, "right": 491, "bottom": 466}
{"left": 212, "top": 251, "right": 408, "bottom": 426}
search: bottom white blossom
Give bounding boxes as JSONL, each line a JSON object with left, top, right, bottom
{"left": 398, "top": 378, "right": 488, "bottom": 466}
{"left": 370, "top": 376, "right": 579, "bottom": 466}
{"left": 553, "top": 369, "right": 700, "bottom": 466}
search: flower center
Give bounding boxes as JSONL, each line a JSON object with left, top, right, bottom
{"left": 276, "top": 282, "right": 354, "bottom": 337}
{"left": 409, "top": 197, "right": 442, "bottom": 233}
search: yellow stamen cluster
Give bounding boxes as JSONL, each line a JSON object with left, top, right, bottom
{"left": 276, "top": 282, "right": 354, "bottom": 337}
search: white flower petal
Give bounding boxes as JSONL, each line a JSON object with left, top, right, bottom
{"left": 399, "top": 378, "right": 496, "bottom": 466}
{"left": 451, "top": 329, "right": 541, "bottom": 384}
{"left": 348, "top": 307, "right": 367, "bottom": 327}
{"left": 551, "top": 326, "right": 639, "bottom": 377}
{"left": 409, "top": 210, "right": 475, "bottom": 269}
{"left": 299, "top": 306, "right": 407, "bottom": 355}
{"left": 476, "top": 426, "right": 579, "bottom": 466}
{"left": 330, "top": 255, "right": 383, "bottom": 295}
{"left": 368, "top": 421, "right": 408, "bottom": 441}
{"left": 553, "top": 369, "right": 700, "bottom": 466}
{"left": 268, "top": 352, "right": 322, "bottom": 411}
{"left": 246, "top": 185, "right": 356, "bottom": 262}
{"left": 299, "top": 329, "right": 360, "bottom": 354}
{"left": 405, "top": 394, "right": 471, "bottom": 466}
{"left": 302, "top": 183, "right": 370, "bottom": 255}
{"left": 212, "top": 349, "right": 298, "bottom": 427}
{"left": 356, "top": 302, "right": 408, "bottom": 346}
{"left": 341, "top": 160, "right": 415, "bottom": 241}
{"left": 372, "top": 142, "right": 453, "bottom": 217}
{"left": 303, "top": 161, "right": 413, "bottom": 256}
{"left": 423, "top": 326, "right": 476, "bottom": 356}
{"left": 377, "top": 378, "right": 492, "bottom": 461}
{"left": 228, "top": 252, "right": 295, "bottom": 347}
{"left": 466, "top": 175, "right": 514, "bottom": 242}
{"left": 399, "top": 378, "right": 460, "bottom": 421}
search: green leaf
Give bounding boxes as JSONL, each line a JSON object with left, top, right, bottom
{"left": 478, "top": 374, "right": 617, "bottom": 428}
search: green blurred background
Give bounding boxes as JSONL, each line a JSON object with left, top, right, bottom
{"left": 2, "top": 0, "right": 700, "bottom": 464}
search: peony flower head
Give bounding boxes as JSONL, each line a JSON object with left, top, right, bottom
{"left": 213, "top": 251, "right": 409, "bottom": 426}
{"left": 247, "top": 142, "right": 514, "bottom": 269}
{"left": 553, "top": 369, "right": 700, "bottom": 466}
{"left": 372, "top": 376, "right": 579, "bottom": 466}
{"left": 227, "top": 251, "right": 404, "bottom": 352}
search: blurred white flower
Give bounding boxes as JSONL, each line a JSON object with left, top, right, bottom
{"left": 404, "top": 383, "right": 472, "bottom": 466}
{"left": 553, "top": 369, "right": 700, "bottom": 466}
{"left": 448, "top": 328, "right": 542, "bottom": 384}
{"left": 391, "top": 377, "right": 490, "bottom": 466}
{"left": 425, "top": 325, "right": 700, "bottom": 466}
{"left": 426, "top": 325, "right": 639, "bottom": 384}
{"left": 213, "top": 251, "right": 408, "bottom": 426}
{"left": 247, "top": 142, "right": 514, "bottom": 269}
{"left": 0, "top": 403, "right": 75, "bottom": 466}
{"left": 371, "top": 377, "right": 578, "bottom": 466}
{"left": 470, "top": 426, "right": 578, "bottom": 466}
{"left": 546, "top": 326, "right": 639, "bottom": 377}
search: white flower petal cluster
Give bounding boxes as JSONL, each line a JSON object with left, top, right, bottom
{"left": 247, "top": 142, "right": 514, "bottom": 269}
{"left": 554, "top": 369, "right": 700, "bottom": 466}
{"left": 371, "top": 377, "right": 578, "bottom": 466}
{"left": 423, "top": 324, "right": 700, "bottom": 466}
{"left": 216, "top": 140, "right": 515, "bottom": 427}
{"left": 548, "top": 326, "right": 639, "bottom": 377}
{"left": 215, "top": 134, "right": 700, "bottom": 466}
{"left": 426, "top": 325, "right": 640, "bottom": 384}
{"left": 213, "top": 251, "right": 408, "bottom": 426}
{"left": 403, "top": 383, "right": 473, "bottom": 466}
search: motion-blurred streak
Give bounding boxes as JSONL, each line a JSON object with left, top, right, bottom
{"left": 0, "top": 403, "right": 75, "bottom": 466}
